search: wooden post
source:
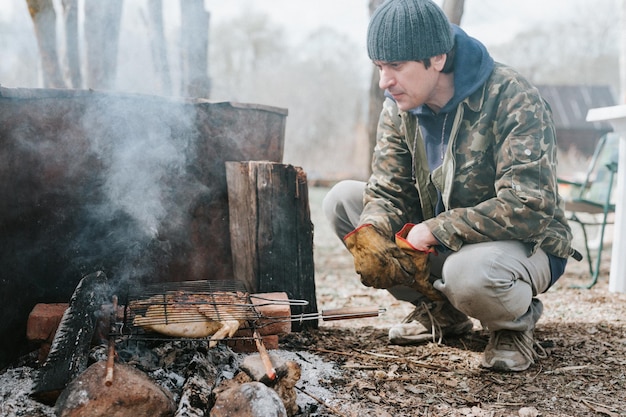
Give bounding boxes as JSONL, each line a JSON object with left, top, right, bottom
{"left": 226, "top": 161, "right": 317, "bottom": 330}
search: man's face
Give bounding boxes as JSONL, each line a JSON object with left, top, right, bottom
{"left": 374, "top": 59, "right": 442, "bottom": 112}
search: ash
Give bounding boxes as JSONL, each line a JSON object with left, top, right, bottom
{"left": 0, "top": 353, "right": 55, "bottom": 417}
{"left": 0, "top": 341, "right": 340, "bottom": 417}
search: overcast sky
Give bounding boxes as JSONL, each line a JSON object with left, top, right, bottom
{"left": 202, "top": 0, "right": 586, "bottom": 48}
{"left": 0, "top": 0, "right": 587, "bottom": 49}
{"left": 0, "top": 0, "right": 615, "bottom": 92}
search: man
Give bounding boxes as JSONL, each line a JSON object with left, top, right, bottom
{"left": 323, "top": 0, "right": 580, "bottom": 372}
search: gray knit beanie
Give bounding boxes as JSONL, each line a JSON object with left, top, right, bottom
{"left": 367, "top": 0, "right": 454, "bottom": 62}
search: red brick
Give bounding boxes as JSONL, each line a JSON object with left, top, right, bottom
{"left": 26, "top": 303, "right": 68, "bottom": 342}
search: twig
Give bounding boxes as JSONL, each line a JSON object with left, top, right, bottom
{"left": 295, "top": 386, "right": 348, "bottom": 417}
{"left": 105, "top": 295, "right": 118, "bottom": 386}
{"left": 253, "top": 329, "right": 276, "bottom": 381}
{"left": 307, "top": 347, "right": 449, "bottom": 371}
{"left": 581, "top": 398, "right": 620, "bottom": 417}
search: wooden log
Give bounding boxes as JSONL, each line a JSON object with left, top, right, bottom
{"left": 31, "top": 271, "right": 111, "bottom": 405}
{"left": 226, "top": 162, "right": 317, "bottom": 331}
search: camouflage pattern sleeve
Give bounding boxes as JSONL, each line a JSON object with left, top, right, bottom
{"left": 359, "top": 98, "right": 424, "bottom": 238}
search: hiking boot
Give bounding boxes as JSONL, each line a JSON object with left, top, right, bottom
{"left": 481, "top": 329, "right": 547, "bottom": 372}
{"left": 388, "top": 300, "right": 473, "bottom": 345}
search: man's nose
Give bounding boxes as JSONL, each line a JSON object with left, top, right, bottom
{"left": 378, "top": 68, "right": 394, "bottom": 90}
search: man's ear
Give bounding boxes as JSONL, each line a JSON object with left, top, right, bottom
{"left": 432, "top": 54, "right": 447, "bottom": 71}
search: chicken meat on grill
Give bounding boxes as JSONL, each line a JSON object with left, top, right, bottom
{"left": 131, "top": 291, "right": 254, "bottom": 347}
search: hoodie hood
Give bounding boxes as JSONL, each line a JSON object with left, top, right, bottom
{"left": 439, "top": 25, "right": 494, "bottom": 113}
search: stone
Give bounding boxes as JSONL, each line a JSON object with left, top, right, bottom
{"left": 55, "top": 361, "right": 175, "bottom": 417}
{"left": 210, "top": 381, "right": 287, "bottom": 417}
{"left": 237, "top": 354, "right": 301, "bottom": 416}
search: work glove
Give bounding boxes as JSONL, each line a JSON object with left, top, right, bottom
{"left": 343, "top": 224, "right": 419, "bottom": 289}
{"left": 395, "top": 223, "right": 443, "bottom": 301}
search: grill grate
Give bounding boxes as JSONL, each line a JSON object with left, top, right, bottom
{"left": 117, "top": 279, "right": 383, "bottom": 341}
{"left": 121, "top": 280, "right": 264, "bottom": 339}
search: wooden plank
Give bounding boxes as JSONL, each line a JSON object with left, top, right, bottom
{"left": 226, "top": 162, "right": 317, "bottom": 331}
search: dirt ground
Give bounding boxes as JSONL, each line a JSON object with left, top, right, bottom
{"left": 286, "top": 187, "right": 626, "bottom": 417}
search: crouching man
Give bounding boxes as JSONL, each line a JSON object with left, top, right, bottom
{"left": 323, "top": 0, "right": 580, "bottom": 372}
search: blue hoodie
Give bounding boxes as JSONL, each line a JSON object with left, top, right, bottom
{"left": 410, "top": 25, "right": 495, "bottom": 172}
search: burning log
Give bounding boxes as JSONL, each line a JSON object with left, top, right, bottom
{"left": 31, "top": 271, "right": 111, "bottom": 405}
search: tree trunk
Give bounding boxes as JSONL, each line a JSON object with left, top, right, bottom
{"left": 26, "top": 0, "right": 66, "bottom": 88}
{"left": 442, "top": 0, "right": 465, "bottom": 25}
{"left": 61, "top": 0, "right": 81, "bottom": 88}
{"left": 366, "top": 0, "right": 386, "bottom": 176}
{"left": 621, "top": 0, "right": 626, "bottom": 102}
{"left": 84, "top": 1, "right": 123, "bottom": 90}
{"left": 147, "top": 0, "right": 172, "bottom": 96}
{"left": 180, "top": 0, "right": 211, "bottom": 98}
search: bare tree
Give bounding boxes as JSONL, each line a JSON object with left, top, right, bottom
{"left": 442, "top": 0, "right": 465, "bottom": 26}
{"left": 26, "top": 0, "right": 123, "bottom": 90}
{"left": 147, "top": 0, "right": 172, "bottom": 95}
{"left": 621, "top": 0, "right": 626, "bottom": 102}
{"left": 61, "top": 0, "right": 81, "bottom": 88}
{"left": 367, "top": 0, "right": 386, "bottom": 175}
{"left": 84, "top": 1, "right": 123, "bottom": 90}
{"left": 180, "top": 0, "right": 211, "bottom": 98}
{"left": 25, "top": 0, "right": 65, "bottom": 88}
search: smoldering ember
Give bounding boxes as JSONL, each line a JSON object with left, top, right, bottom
{"left": 1, "top": 86, "right": 626, "bottom": 417}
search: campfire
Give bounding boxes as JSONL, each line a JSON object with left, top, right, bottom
{"left": 25, "top": 272, "right": 384, "bottom": 416}
{"left": 0, "top": 86, "right": 384, "bottom": 416}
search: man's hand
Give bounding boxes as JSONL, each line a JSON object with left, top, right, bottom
{"left": 343, "top": 224, "right": 418, "bottom": 289}
{"left": 395, "top": 223, "right": 442, "bottom": 301}
{"left": 404, "top": 222, "right": 439, "bottom": 252}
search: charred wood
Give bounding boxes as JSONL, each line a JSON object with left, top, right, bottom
{"left": 174, "top": 351, "right": 220, "bottom": 417}
{"left": 31, "top": 271, "right": 111, "bottom": 405}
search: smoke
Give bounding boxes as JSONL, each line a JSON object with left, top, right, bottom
{"left": 70, "top": 93, "right": 199, "bottom": 286}
{"left": 99, "top": 117, "right": 186, "bottom": 238}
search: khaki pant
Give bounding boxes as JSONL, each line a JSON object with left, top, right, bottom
{"left": 322, "top": 180, "right": 551, "bottom": 332}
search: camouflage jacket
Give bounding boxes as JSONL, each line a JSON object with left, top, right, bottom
{"left": 361, "top": 63, "right": 576, "bottom": 259}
